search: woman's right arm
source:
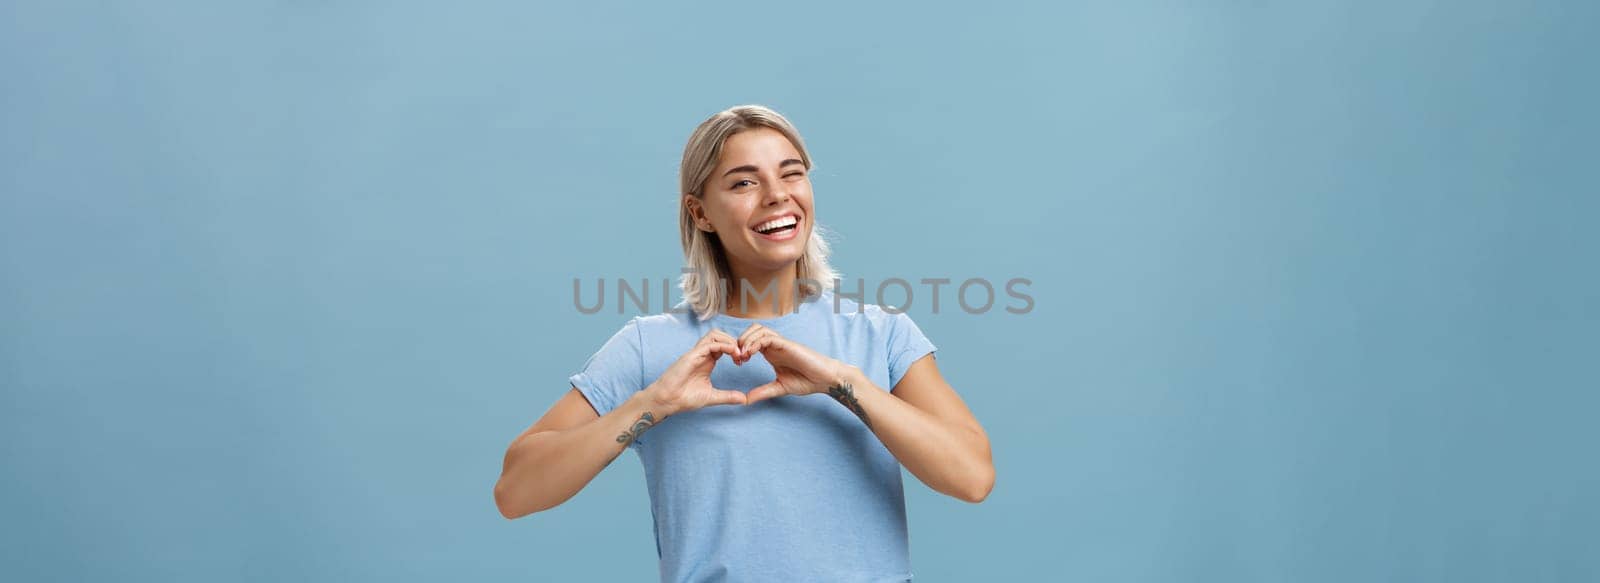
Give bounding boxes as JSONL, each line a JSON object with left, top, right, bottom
{"left": 494, "top": 329, "right": 746, "bottom": 519}
{"left": 493, "top": 387, "right": 672, "bottom": 519}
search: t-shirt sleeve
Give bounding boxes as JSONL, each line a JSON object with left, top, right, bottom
{"left": 886, "top": 311, "right": 937, "bottom": 391}
{"left": 568, "top": 317, "right": 645, "bottom": 419}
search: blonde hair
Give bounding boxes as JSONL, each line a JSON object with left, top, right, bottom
{"left": 678, "top": 104, "right": 837, "bottom": 321}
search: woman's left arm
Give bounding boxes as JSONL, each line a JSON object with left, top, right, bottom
{"left": 737, "top": 323, "right": 994, "bottom": 503}
{"left": 829, "top": 356, "right": 995, "bottom": 503}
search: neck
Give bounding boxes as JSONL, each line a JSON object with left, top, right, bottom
{"left": 722, "top": 261, "right": 801, "bottom": 319}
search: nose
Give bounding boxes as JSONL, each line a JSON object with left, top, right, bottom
{"left": 762, "top": 179, "right": 791, "bottom": 205}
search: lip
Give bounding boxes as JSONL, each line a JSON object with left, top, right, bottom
{"left": 750, "top": 212, "right": 802, "bottom": 242}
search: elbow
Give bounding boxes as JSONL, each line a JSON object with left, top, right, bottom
{"left": 496, "top": 478, "right": 558, "bottom": 520}
{"left": 958, "top": 430, "right": 994, "bottom": 503}
{"left": 959, "top": 464, "right": 995, "bottom": 504}
{"left": 495, "top": 480, "right": 530, "bottom": 520}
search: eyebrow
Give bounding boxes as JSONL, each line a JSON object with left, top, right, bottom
{"left": 721, "top": 158, "right": 805, "bottom": 178}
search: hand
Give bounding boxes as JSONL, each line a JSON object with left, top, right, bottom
{"left": 735, "top": 324, "right": 853, "bottom": 405}
{"left": 645, "top": 328, "right": 748, "bottom": 416}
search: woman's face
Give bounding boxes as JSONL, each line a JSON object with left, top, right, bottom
{"left": 688, "top": 127, "right": 814, "bottom": 276}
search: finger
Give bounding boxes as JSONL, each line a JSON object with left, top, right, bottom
{"left": 735, "top": 324, "right": 765, "bottom": 363}
{"left": 729, "top": 329, "right": 752, "bottom": 364}
{"left": 738, "top": 332, "right": 767, "bottom": 365}
{"left": 736, "top": 323, "right": 764, "bottom": 348}
{"left": 746, "top": 334, "right": 786, "bottom": 361}
{"left": 702, "top": 328, "right": 736, "bottom": 351}
{"left": 722, "top": 340, "right": 748, "bottom": 366}
{"left": 709, "top": 328, "right": 743, "bottom": 359}
{"left": 745, "top": 381, "right": 784, "bottom": 405}
{"left": 707, "top": 327, "right": 738, "bottom": 344}
{"left": 742, "top": 336, "right": 769, "bottom": 363}
{"left": 709, "top": 389, "right": 748, "bottom": 407}
{"left": 695, "top": 339, "right": 739, "bottom": 363}
{"left": 741, "top": 328, "right": 782, "bottom": 362}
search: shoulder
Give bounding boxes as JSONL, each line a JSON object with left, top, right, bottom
{"left": 586, "top": 309, "right": 695, "bottom": 349}
{"left": 634, "top": 309, "right": 698, "bottom": 335}
{"left": 822, "top": 291, "right": 917, "bottom": 337}
{"left": 629, "top": 307, "right": 713, "bottom": 351}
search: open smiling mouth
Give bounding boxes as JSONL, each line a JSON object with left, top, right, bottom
{"left": 752, "top": 214, "right": 800, "bottom": 237}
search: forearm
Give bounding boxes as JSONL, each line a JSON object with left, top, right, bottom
{"left": 495, "top": 391, "right": 667, "bottom": 518}
{"left": 831, "top": 367, "right": 994, "bottom": 503}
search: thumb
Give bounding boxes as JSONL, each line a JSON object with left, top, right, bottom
{"left": 746, "top": 382, "right": 784, "bottom": 405}
{"left": 711, "top": 389, "right": 748, "bottom": 407}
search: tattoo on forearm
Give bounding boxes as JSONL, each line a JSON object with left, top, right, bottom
{"left": 616, "top": 411, "right": 656, "bottom": 445}
{"left": 828, "top": 381, "right": 870, "bottom": 428}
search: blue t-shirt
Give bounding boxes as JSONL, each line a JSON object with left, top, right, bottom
{"left": 568, "top": 290, "right": 937, "bottom": 583}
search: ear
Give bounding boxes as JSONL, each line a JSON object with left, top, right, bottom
{"left": 683, "top": 194, "right": 715, "bottom": 233}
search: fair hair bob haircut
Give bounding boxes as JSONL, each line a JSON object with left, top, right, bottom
{"left": 678, "top": 104, "right": 837, "bottom": 321}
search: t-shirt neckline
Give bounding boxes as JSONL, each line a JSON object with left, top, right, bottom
{"left": 710, "top": 290, "right": 829, "bottom": 328}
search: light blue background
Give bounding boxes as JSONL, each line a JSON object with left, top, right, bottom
{"left": 2, "top": 1, "right": 1595, "bottom": 581}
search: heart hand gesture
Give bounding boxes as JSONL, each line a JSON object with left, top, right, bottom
{"left": 645, "top": 328, "right": 749, "bottom": 416}
{"left": 734, "top": 324, "right": 853, "bottom": 406}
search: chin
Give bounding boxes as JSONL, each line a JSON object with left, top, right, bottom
{"left": 735, "top": 244, "right": 805, "bottom": 274}
{"left": 753, "top": 250, "right": 805, "bottom": 271}
{"left": 745, "top": 229, "right": 808, "bottom": 259}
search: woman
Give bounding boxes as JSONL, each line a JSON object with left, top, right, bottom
{"left": 494, "top": 105, "right": 994, "bottom": 582}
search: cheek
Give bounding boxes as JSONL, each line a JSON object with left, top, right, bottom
{"left": 796, "top": 188, "right": 816, "bottom": 213}
{"left": 706, "top": 196, "right": 754, "bottom": 230}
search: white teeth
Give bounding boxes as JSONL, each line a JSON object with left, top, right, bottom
{"left": 754, "top": 215, "right": 798, "bottom": 233}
